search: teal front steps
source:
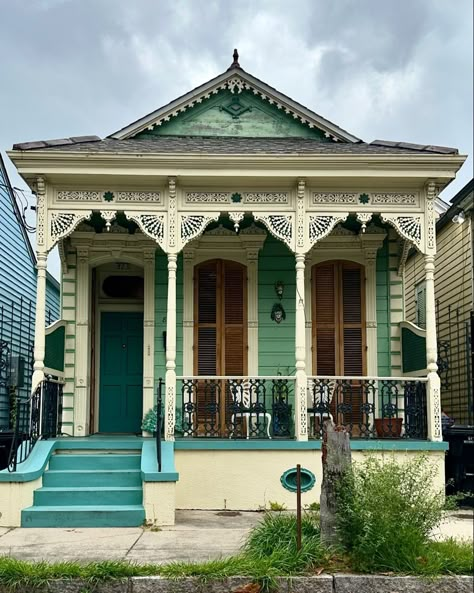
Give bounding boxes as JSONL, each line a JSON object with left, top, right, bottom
{"left": 22, "top": 441, "right": 146, "bottom": 528}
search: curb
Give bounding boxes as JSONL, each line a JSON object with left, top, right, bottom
{"left": 0, "top": 574, "right": 472, "bottom": 593}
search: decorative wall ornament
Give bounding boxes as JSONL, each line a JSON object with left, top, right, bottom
{"left": 432, "top": 387, "right": 442, "bottom": 439}
{"left": 180, "top": 214, "right": 220, "bottom": 246}
{"left": 220, "top": 95, "right": 252, "bottom": 118}
{"left": 186, "top": 192, "right": 230, "bottom": 203}
{"left": 166, "top": 386, "right": 176, "bottom": 441}
{"left": 253, "top": 213, "right": 294, "bottom": 250}
{"left": 308, "top": 214, "right": 348, "bottom": 247}
{"left": 100, "top": 210, "right": 116, "bottom": 232}
{"left": 372, "top": 193, "right": 417, "bottom": 205}
{"left": 274, "top": 281, "right": 284, "bottom": 300}
{"left": 381, "top": 214, "right": 422, "bottom": 249}
{"left": 231, "top": 192, "right": 242, "bottom": 203}
{"left": 312, "top": 193, "right": 358, "bottom": 204}
{"left": 244, "top": 192, "right": 289, "bottom": 204}
{"left": 49, "top": 211, "right": 92, "bottom": 250}
{"left": 57, "top": 190, "right": 102, "bottom": 202}
{"left": 229, "top": 211, "right": 244, "bottom": 233}
{"left": 116, "top": 191, "right": 162, "bottom": 203}
{"left": 356, "top": 212, "right": 373, "bottom": 233}
{"left": 296, "top": 180, "right": 305, "bottom": 249}
{"left": 271, "top": 303, "right": 286, "bottom": 324}
{"left": 168, "top": 177, "right": 177, "bottom": 249}
{"left": 359, "top": 193, "right": 370, "bottom": 204}
{"left": 125, "top": 213, "right": 165, "bottom": 247}
{"left": 103, "top": 191, "right": 114, "bottom": 202}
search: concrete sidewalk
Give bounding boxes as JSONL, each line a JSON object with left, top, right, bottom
{"left": 0, "top": 510, "right": 472, "bottom": 565}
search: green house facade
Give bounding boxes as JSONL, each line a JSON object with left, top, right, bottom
{"left": 1, "top": 52, "right": 465, "bottom": 528}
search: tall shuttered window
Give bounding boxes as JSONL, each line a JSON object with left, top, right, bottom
{"left": 312, "top": 261, "right": 366, "bottom": 376}
{"left": 194, "top": 260, "right": 247, "bottom": 434}
{"left": 415, "top": 281, "right": 426, "bottom": 329}
{"left": 194, "top": 259, "right": 247, "bottom": 376}
{"left": 312, "top": 261, "right": 366, "bottom": 427}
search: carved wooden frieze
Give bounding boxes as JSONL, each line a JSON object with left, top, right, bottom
{"left": 311, "top": 192, "right": 418, "bottom": 207}
{"left": 184, "top": 192, "right": 289, "bottom": 204}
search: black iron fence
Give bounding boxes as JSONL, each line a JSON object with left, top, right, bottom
{"left": 307, "top": 377, "right": 428, "bottom": 439}
{"left": 8, "top": 378, "right": 63, "bottom": 472}
{"left": 177, "top": 376, "right": 294, "bottom": 439}
{"left": 436, "top": 302, "right": 473, "bottom": 426}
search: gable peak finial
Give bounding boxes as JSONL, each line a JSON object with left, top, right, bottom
{"left": 227, "top": 48, "right": 241, "bottom": 70}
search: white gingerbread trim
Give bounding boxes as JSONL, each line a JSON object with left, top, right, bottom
{"left": 308, "top": 213, "right": 348, "bottom": 249}
{"left": 381, "top": 214, "right": 423, "bottom": 251}
{"left": 125, "top": 212, "right": 166, "bottom": 249}
{"left": 48, "top": 210, "right": 92, "bottom": 252}
{"left": 253, "top": 213, "right": 294, "bottom": 251}
{"left": 100, "top": 210, "right": 116, "bottom": 231}
{"left": 179, "top": 213, "right": 220, "bottom": 249}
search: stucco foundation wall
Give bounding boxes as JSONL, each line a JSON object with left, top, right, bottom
{"left": 0, "top": 478, "right": 41, "bottom": 527}
{"left": 143, "top": 482, "right": 176, "bottom": 526}
{"left": 175, "top": 449, "right": 445, "bottom": 510}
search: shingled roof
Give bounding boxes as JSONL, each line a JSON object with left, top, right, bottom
{"left": 11, "top": 136, "right": 459, "bottom": 155}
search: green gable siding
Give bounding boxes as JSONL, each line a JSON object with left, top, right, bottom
{"left": 258, "top": 236, "right": 296, "bottom": 375}
{"left": 376, "top": 239, "right": 391, "bottom": 376}
{"left": 136, "top": 90, "right": 329, "bottom": 140}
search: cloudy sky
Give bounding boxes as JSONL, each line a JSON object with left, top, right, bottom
{"left": 0, "top": 0, "right": 472, "bottom": 275}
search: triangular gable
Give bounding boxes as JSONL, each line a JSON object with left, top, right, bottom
{"left": 110, "top": 66, "right": 360, "bottom": 143}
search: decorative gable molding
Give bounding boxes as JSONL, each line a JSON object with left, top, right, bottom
{"left": 111, "top": 69, "right": 360, "bottom": 142}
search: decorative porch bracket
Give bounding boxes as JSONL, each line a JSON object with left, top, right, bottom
{"left": 179, "top": 213, "right": 220, "bottom": 250}
{"left": 307, "top": 213, "right": 349, "bottom": 252}
{"left": 125, "top": 212, "right": 167, "bottom": 250}
{"left": 253, "top": 213, "right": 295, "bottom": 252}
{"left": 47, "top": 210, "right": 93, "bottom": 252}
{"left": 381, "top": 214, "right": 423, "bottom": 253}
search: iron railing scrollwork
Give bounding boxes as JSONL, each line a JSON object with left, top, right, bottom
{"left": 178, "top": 376, "right": 294, "bottom": 439}
{"left": 306, "top": 376, "right": 427, "bottom": 440}
{"left": 8, "top": 378, "right": 63, "bottom": 472}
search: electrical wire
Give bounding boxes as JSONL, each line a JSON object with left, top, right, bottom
{"left": 0, "top": 182, "right": 36, "bottom": 233}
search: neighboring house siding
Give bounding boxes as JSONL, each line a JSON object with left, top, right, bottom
{"left": 405, "top": 199, "right": 473, "bottom": 424}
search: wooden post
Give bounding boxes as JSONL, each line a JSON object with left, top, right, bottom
{"left": 320, "top": 420, "right": 351, "bottom": 546}
{"left": 296, "top": 463, "right": 302, "bottom": 551}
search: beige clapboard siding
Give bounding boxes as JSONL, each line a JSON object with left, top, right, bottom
{"left": 405, "top": 215, "right": 473, "bottom": 424}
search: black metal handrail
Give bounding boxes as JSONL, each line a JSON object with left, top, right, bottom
{"left": 156, "top": 378, "right": 163, "bottom": 471}
{"left": 8, "top": 377, "right": 63, "bottom": 472}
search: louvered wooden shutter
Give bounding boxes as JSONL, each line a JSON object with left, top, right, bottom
{"left": 313, "top": 262, "right": 366, "bottom": 427}
{"left": 223, "top": 262, "right": 247, "bottom": 377}
{"left": 415, "top": 282, "right": 426, "bottom": 329}
{"left": 194, "top": 260, "right": 247, "bottom": 433}
{"left": 313, "top": 264, "right": 337, "bottom": 375}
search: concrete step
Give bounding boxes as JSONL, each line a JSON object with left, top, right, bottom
{"left": 21, "top": 505, "right": 145, "bottom": 528}
{"left": 49, "top": 454, "right": 142, "bottom": 471}
{"left": 43, "top": 469, "right": 142, "bottom": 487}
{"left": 33, "top": 486, "right": 143, "bottom": 507}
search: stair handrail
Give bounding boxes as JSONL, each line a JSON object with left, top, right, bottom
{"left": 8, "top": 376, "right": 64, "bottom": 472}
{"left": 156, "top": 379, "right": 163, "bottom": 472}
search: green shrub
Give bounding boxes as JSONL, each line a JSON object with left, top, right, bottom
{"left": 243, "top": 511, "right": 328, "bottom": 573}
{"left": 336, "top": 455, "right": 446, "bottom": 573}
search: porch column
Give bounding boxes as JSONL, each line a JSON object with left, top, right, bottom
{"left": 32, "top": 252, "right": 48, "bottom": 392}
{"left": 74, "top": 246, "right": 91, "bottom": 436}
{"left": 364, "top": 248, "right": 378, "bottom": 377}
{"left": 425, "top": 254, "right": 442, "bottom": 441}
{"left": 143, "top": 248, "right": 156, "bottom": 420}
{"left": 295, "top": 253, "right": 308, "bottom": 441}
{"left": 165, "top": 253, "right": 177, "bottom": 441}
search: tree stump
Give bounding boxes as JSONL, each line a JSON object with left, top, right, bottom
{"left": 320, "top": 419, "right": 351, "bottom": 546}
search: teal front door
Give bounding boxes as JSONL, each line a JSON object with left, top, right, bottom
{"left": 99, "top": 312, "right": 144, "bottom": 433}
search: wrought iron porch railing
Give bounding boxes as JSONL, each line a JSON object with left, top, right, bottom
{"left": 8, "top": 377, "right": 64, "bottom": 472}
{"left": 177, "top": 376, "right": 295, "bottom": 439}
{"left": 307, "top": 376, "right": 428, "bottom": 439}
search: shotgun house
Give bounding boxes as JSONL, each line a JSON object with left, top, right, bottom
{"left": 0, "top": 52, "right": 466, "bottom": 527}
